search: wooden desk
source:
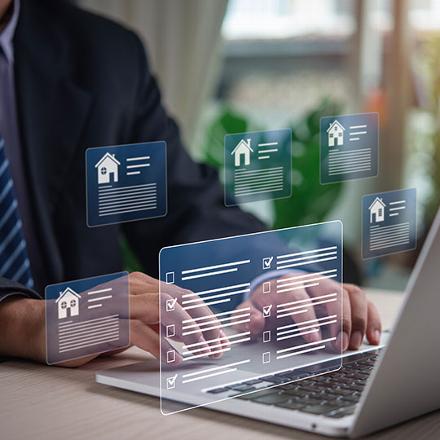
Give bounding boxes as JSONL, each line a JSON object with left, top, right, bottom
{"left": 1, "top": 289, "right": 439, "bottom": 440}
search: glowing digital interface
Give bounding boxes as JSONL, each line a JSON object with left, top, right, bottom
{"left": 45, "top": 272, "right": 129, "bottom": 364}
{"left": 320, "top": 113, "right": 379, "bottom": 184}
{"left": 159, "top": 222, "right": 343, "bottom": 415}
{"left": 224, "top": 129, "right": 292, "bottom": 206}
{"left": 86, "top": 142, "right": 167, "bottom": 227}
{"left": 362, "top": 188, "right": 417, "bottom": 259}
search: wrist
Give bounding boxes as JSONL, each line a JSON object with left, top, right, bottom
{"left": 0, "top": 297, "right": 46, "bottom": 363}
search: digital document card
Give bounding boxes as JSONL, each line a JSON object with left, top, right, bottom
{"left": 224, "top": 129, "right": 292, "bottom": 206}
{"left": 86, "top": 142, "right": 167, "bottom": 227}
{"left": 45, "top": 272, "right": 129, "bottom": 364}
{"left": 159, "top": 221, "right": 343, "bottom": 415}
{"left": 362, "top": 188, "right": 417, "bottom": 259}
{"left": 320, "top": 113, "right": 379, "bottom": 184}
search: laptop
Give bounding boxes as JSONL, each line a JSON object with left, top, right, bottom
{"left": 96, "top": 208, "right": 440, "bottom": 438}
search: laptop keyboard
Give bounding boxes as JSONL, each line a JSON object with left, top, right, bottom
{"left": 207, "top": 350, "right": 379, "bottom": 419}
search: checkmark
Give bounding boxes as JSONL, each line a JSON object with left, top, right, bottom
{"left": 166, "top": 297, "right": 177, "bottom": 312}
{"left": 262, "top": 256, "right": 273, "bottom": 270}
{"left": 166, "top": 374, "right": 178, "bottom": 389}
{"left": 263, "top": 304, "right": 272, "bottom": 318}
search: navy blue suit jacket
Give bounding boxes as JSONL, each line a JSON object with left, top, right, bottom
{"left": 0, "top": 0, "right": 264, "bottom": 301}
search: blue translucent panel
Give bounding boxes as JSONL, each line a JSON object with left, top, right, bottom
{"left": 320, "top": 113, "right": 379, "bottom": 184}
{"left": 224, "top": 129, "right": 292, "bottom": 206}
{"left": 362, "top": 188, "right": 417, "bottom": 259}
{"left": 45, "top": 272, "right": 129, "bottom": 364}
{"left": 86, "top": 142, "right": 167, "bottom": 227}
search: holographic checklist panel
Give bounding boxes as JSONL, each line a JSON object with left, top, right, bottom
{"left": 86, "top": 142, "right": 167, "bottom": 227}
{"left": 224, "top": 129, "right": 292, "bottom": 206}
{"left": 159, "top": 222, "right": 343, "bottom": 415}
{"left": 45, "top": 272, "right": 129, "bottom": 364}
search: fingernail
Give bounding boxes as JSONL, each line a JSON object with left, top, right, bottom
{"left": 308, "top": 330, "right": 321, "bottom": 343}
{"left": 219, "top": 330, "right": 230, "bottom": 347}
{"left": 336, "top": 331, "right": 349, "bottom": 351}
{"left": 350, "top": 331, "right": 363, "bottom": 349}
{"left": 373, "top": 330, "right": 381, "bottom": 344}
{"left": 198, "top": 337, "right": 211, "bottom": 354}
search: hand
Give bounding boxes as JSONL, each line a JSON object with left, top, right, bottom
{"left": 126, "top": 271, "right": 229, "bottom": 364}
{"left": 234, "top": 275, "right": 381, "bottom": 352}
{"left": 0, "top": 272, "right": 230, "bottom": 367}
{"left": 63, "top": 271, "right": 230, "bottom": 367}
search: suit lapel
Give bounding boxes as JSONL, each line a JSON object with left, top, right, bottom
{"left": 14, "top": 0, "right": 92, "bottom": 282}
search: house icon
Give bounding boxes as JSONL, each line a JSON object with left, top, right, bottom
{"left": 327, "top": 120, "right": 345, "bottom": 147}
{"left": 56, "top": 287, "right": 81, "bottom": 319}
{"left": 369, "top": 197, "right": 386, "bottom": 223}
{"left": 95, "top": 153, "right": 121, "bottom": 184}
{"left": 231, "top": 138, "right": 253, "bottom": 167}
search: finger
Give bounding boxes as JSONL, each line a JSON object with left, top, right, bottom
{"left": 131, "top": 320, "right": 183, "bottom": 365}
{"left": 130, "top": 293, "right": 211, "bottom": 355}
{"left": 272, "top": 287, "right": 321, "bottom": 343}
{"left": 238, "top": 299, "right": 265, "bottom": 336}
{"left": 179, "top": 291, "right": 229, "bottom": 356}
{"left": 334, "top": 287, "right": 351, "bottom": 352}
{"left": 304, "top": 278, "right": 344, "bottom": 340}
{"left": 344, "top": 284, "right": 368, "bottom": 350}
{"left": 159, "top": 280, "right": 231, "bottom": 358}
{"left": 366, "top": 301, "right": 382, "bottom": 345}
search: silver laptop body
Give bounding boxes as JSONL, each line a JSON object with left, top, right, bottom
{"left": 97, "top": 209, "right": 440, "bottom": 438}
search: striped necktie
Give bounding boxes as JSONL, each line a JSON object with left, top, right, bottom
{"left": 0, "top": 137, "right": 34, "bottom": 288}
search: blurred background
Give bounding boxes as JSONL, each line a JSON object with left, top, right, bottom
{"left": 79, "top": 0, "right": 440, "bottom": 292}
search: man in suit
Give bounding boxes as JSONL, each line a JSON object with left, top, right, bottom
{"left": 0, "top": 0, "right": 381, "bottom": 366}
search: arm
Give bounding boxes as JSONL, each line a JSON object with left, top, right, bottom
{"left": 0, "top": 277, "right": 45, "bottom": 361}
{"left": 0, "top": 297, "right": 45, "bottom": 362}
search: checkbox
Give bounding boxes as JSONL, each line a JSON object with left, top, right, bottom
{"left": 262, "top": 304, "right": 272, "bottom": 318}
{"left": 166, "top": 272, "right": 175, "bottom": 284}
{"left": 166, "top": 297, "right": 177, "bottom": 312}
{"left": 167, "top": 350, "right": 176, "bottom": 363}
{"left": 263, "top": 282, "right": 271, "bottom": 294}
{"left": 262, "top": 257, "right": 273, "bottom": 270}
{"left": 262, "top": 352, "right": 271, "bottom": 364}
{"left": 166, "top": 324, "right": 176, "bottom": 338}
{"left": 263, "top": 331, "right": 271, "bottom": 343}
{"left": 166, "top": 374, "right": 178, "bottom": 389}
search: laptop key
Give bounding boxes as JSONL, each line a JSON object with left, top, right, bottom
{"left": 243, "top": 379, "right": 262, "bottom": 386}
{"left": 228, "top": 384, "right": 257, "bottom": 392}
{"left": 332, "top": 388, "right": 353, "bottom": 396}
{"left": 323, "top": 399, "right": 353, "bottom": 408}
{"left": 275, "top": 400, "right": 306, "bottom": 410}
{"left": 326, "top": 406, "right": 356, "bottom": 418}
{"left": 254, "top": 392, "right": 290, "bottom": 405}
{"left": 341, "top": 395, "right": 361, "bottom": 403}
{"left": 207, "top": 387, "right": 229, "bottom": 394}
{"left": 236, "top": 389, "right": 277, "bottom": 401}
{"left": 301, "top": 405, "right": 340, "bottom": 415}
{"left": 279, "top": 383, "right": 299, "bottom": 390}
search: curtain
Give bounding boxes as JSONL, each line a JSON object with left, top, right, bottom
{"left": 79, "top": 0, "right": 228, "bottom": 153}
